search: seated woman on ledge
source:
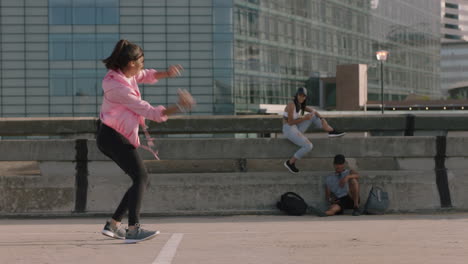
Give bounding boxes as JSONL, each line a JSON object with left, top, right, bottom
{"left": 283, "top": 87, "right": 345, "bottom": 174}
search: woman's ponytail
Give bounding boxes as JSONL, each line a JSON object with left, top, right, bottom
{"left": 102, "top": 39, "right": 143, "bottom": 71}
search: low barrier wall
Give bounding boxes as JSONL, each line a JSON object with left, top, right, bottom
{"left": 1, "top": 114, "right": 468, "bottom": 137}
{"left": 1, "top": 135, "right": 466, "bottom": 216}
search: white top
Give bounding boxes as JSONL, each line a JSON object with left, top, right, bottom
{"left": 283, "top": 108, "right": 302, "bottom": 120}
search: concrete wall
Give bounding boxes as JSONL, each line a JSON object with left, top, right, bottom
{"left": 0, "top": 136, "right": 465, "bottom": 216}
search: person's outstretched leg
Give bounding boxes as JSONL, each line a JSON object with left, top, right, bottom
{"left": 303, "top": 113, "right": 345, "bottom": 137}
{"left": 316, "top": 116, "right": 346, "bottom": 137}
{"left": 303, "top": 114, "right": 332, "bottom": 133}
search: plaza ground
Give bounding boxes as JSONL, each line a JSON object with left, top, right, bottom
{"left": 1, "top": 214, "right": 467, "bottom": 264}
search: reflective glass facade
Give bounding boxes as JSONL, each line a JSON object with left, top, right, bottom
{"left": 442, "top": 0, "right": 468, "bottom": 42}
{"left": 441, "top": 1, "right": 468, "bottom": 96}
{"left": 234, "top": 0, "right": 441, "bottom": 111}
{"left": 0, "top": 0, "right": 441, "bottom": 117}
{"left": 0, "top": 0, "right": 232, "bottom": 117}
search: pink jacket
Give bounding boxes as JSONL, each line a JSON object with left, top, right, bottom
{"left": 100, "top": 69, "right": 168, "bottom": 148}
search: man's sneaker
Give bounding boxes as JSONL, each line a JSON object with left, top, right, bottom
{"left": 328, "top": 130, "right": 346, "bottom": 138}
{"left": 101, "top": 220, "right": 126, "bottom": 239}
{"left": 352, "top": 207, "right": 361, "bottom": 216}
{"left": 284, "top": 160, "right": 299, "bottom": 174}
{"left": 308, "top": 206, "right": 327, "bottom": 217}
{"left": 125, "top": 224, "right": 160, "bottom": 244}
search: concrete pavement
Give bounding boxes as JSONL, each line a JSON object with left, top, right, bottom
{"left": 1, "top": 214, "right": 468, "bottom": 264}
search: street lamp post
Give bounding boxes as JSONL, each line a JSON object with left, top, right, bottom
{"left": 376, "top": 50, "right": 389, "bottom": 114}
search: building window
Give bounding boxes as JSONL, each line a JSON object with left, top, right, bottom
{"left": 445, "top": 23, "right": 459, "bottom": 30}
{"left": 445, "top": 13, "right": 458, "bottom": 19}
{"left": 49, "top": 0, "right": 119, "bottom": 25}
{"left": 49, "top": 34, "right": 119, "bottom": 61}
{"left": 50, "top": 69, "right": 73, "bottom": 96}
{"left": 445, "top": 34, "right": 462, "bottom": 40}
{"left": 50, "top": 69, "right": 99, "bottom": 96}
{"left": 445, "top": 3, "right": 458, "bottom": 9}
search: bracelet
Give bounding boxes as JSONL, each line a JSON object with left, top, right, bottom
{"left": 176, "top": 103, "right": 186, "bottom": 112}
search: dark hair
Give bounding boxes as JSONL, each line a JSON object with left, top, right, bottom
{"left": 293, "top": 87, "right": 307, "bottom": 115}
{"left": 102, "top": 39, "right": 144, "bottom": 71}
{"left": 333, "top": 154, "right": 346, "bottom": 165}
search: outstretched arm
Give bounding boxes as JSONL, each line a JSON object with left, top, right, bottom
{"left": 154, "top": 64, "right": 184, "bottom": 79}
{"left": 162, "top": 89, "right": 196, "bottom": 116}
{"left": 105, "top": 86, "right": 195, "bottom": 122}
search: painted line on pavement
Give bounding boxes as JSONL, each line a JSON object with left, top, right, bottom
{"left": 153, "top": 233, "right": 184, "bottom": 264}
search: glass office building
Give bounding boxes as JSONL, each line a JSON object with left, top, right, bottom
{"left": 234, "top": 0, "right": 441, "bottom": 111}
{"left": 0, "top": 0, "right": 441, "bottom": 117}
{"left": 441, "top": 1, "right": 468, "bottom": 97}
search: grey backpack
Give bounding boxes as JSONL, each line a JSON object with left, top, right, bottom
{"left": 363, "top": 186, "right": 389, "bottom": 215}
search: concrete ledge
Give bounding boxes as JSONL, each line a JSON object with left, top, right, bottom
{"left": 2, "top": 114, "right": 468, "bottom": 136}
{"left": 0, "top": 117, "right": 98, "bottom": 136}
{"left": 415, "top": 115, "right": 468, "bottom": 130}
{"left": 143, "top": 157, "right": 423, "bottom": 173}
{"left": 0, "top": 140, "right": 76, "bottom": 161}
{"left": 0, "top": 162, "right": 75, "bottom": 213}
{"left": 447, "top": 137, "right": 468, "bottom": 156}
{"left": 84, "top": 166, "right": 440, "bottom": 214}
{"left": 0, "top": 135, "right": 467, "bottom": 216}
{"left": 0, "top": 137, "right": 436, "bottom": 161}
{"left": 88, "top": 137, "right": 436, "bottom": 160}
{"left": 0, "top": 161, "right": 40, "bottom": 176}
{"left": 448, "top": 169, "right": 468, "bottom": 209}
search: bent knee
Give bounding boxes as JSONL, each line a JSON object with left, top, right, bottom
{"left": 305, "top": 142, "right": 313, "bottom": 151}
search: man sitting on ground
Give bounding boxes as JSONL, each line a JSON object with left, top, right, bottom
{"left": 324, "top": 154, "right": 360, "bottom": 216}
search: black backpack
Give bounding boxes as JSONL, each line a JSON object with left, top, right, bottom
{"left": 276, "top": 192, "right": 308, "bottom": 216}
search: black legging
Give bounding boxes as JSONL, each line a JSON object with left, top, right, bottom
{"left": 96, "top": 122, "right": 148, "bottom": 226}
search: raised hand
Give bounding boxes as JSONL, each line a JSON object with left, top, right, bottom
{"left": 167, "top": 64, "right": 184, "bottom": 77}
{"left": 177, "top": 88, "right": 196, "bottom": 111}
